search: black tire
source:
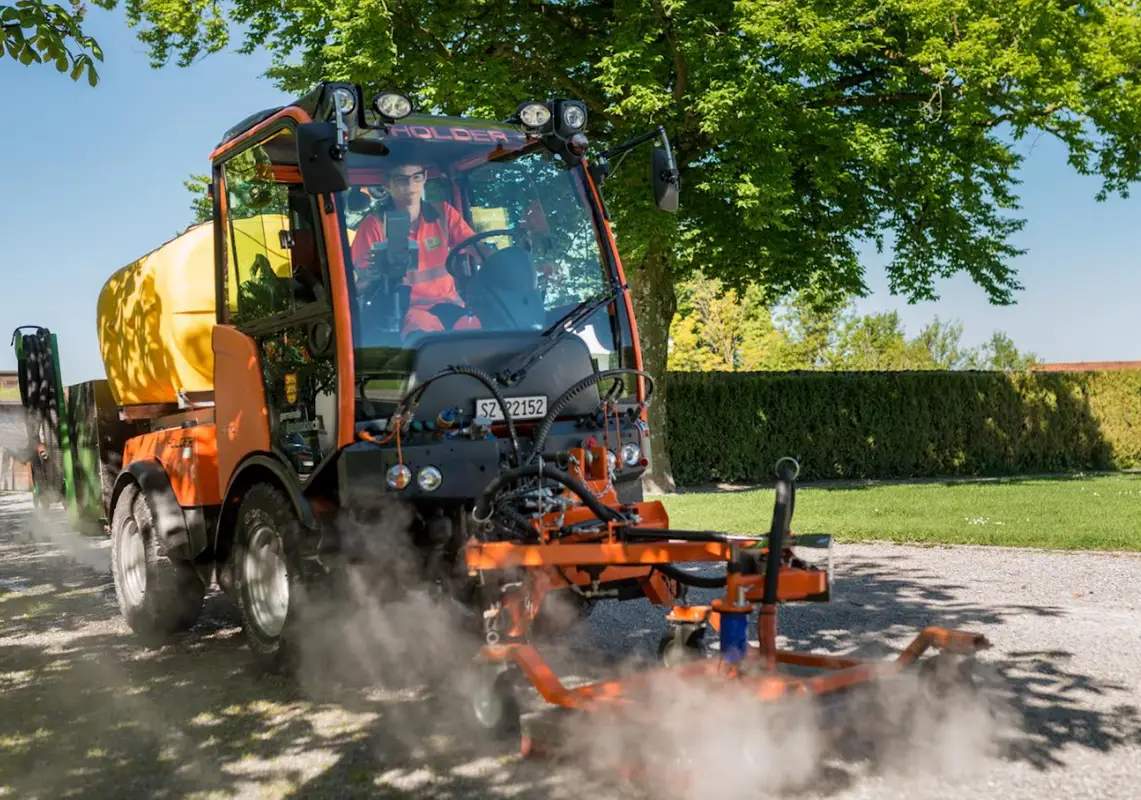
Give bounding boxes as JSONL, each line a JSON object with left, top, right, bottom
{"left": 467, "top": 663, "right": 522, "bottom": 741}
{"left": 232, "top": 482, "right": 308, "bottom": 674}
{"left": 109, "top": 483, "right": 206, "bottom": 645}
{"left": 657, "top": 624, "right": 706, "bottom": 668}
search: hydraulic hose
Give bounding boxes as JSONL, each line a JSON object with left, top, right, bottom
{"left": 764, "top": 468, "right": 796, "bottom": 606}
{"left": 14, "top": 328, "right": 64, "bottom": 499}
{"left": 473, "top": 462, "right": 627, "bottom": 529}
{"left": 653, "top": 562, "right": 727, "bottom": 589}
{"left": 526, "top": 368, "right": 656, "bottom": 464}
{"left": 398, "top": 364, "right": 522, "bottom": 467}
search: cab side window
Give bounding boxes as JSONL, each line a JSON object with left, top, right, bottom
{"left": 222, "top": 128, "right": 326, "bottom": 329}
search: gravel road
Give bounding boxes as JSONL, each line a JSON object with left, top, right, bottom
{"left": 1, "top": 491, "right": 1139, "bottom": 799}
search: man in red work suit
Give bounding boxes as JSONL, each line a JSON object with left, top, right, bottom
{"left": 350, "top": 160, "right": 482, "bottom": 337}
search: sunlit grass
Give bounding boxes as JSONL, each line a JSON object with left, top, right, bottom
{"left": 659, "top": 473, "right": 1141, "bottom": 551}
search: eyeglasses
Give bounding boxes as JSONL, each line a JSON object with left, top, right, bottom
{"left": 389, "top": 171, "right": 427, "bottom": 186}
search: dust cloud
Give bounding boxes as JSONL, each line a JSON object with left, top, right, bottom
{"left": 281, "top": 484, "right": 1020, "bottom": 797}
{"left": 2, "top": 485, "right": 1022, "bottom": 798}
{"left": 544, "top": 648, "right": 1017, "bottom": 799}
{"left": 19, "top": 501, "right": 112, "bottom": 575}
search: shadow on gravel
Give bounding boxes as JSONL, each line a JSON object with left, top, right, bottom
{"left": 0, "top": 497, "right": 600, "bottom": 799}
{"left": 1, "top": 495, "right": 1138, "bottom": 799}
{"left": 765, "top": 557, "right": 1141, "bottom": 785}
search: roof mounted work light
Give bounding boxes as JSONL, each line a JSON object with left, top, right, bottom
{"left": 508, "top": 98, "right": 590, "bottom": 163}
{"left": 331, "top": 86, "right": 357, "bottom": 116}
{"left": 559, "top": 101, "right": 586, "bottom": 133}
{"left": 514, "top": 101, "right": 553, "bottom": 132}
{"left": 373, "top": 91, "right": 413, "bottom": 122}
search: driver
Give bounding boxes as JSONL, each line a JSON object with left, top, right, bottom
{"left": 349, "top": 159, "right": 482, "bottom": 336}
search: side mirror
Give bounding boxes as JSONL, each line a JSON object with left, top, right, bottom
{"left": 651, "top": 147, "right": 679, "bottom": 213}
{"left": 296, "top": 122, "right": 349, "bottom": 195}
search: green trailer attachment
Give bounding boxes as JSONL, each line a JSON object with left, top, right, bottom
{"left": 10, "top": 326, "right": 137, "bottom": 534}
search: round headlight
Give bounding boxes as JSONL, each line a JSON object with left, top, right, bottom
{"left": 374, "top": 91, "right": 413, "bottom": 120}
{"left": 606, "top": 450, "right": 618, "bottom": 473}
{"left": 621, "top": 443, "right": 642, "bottom": 467}
{"left": 386, "top": 464, "right": 412, "bottom": 490}
{"left": 417, "top": 466, "right": 442, "bottom": 492}
{"left": 562, "top": 104, "right": 586, "bottom": 130}
{"left": 332, "top": 87, "right": 357, "bottom": 115}
{"left": 518, "top": 102, "right": 552, "bottom": 128}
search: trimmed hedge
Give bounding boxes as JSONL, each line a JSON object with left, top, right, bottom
{"left": 666, "top": 369, "right": 1141, "bottom": 485}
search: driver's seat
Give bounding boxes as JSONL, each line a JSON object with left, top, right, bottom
{"left": 460, "top": 246, "right": 545, "bottom": 330}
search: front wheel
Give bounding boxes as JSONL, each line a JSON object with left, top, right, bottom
{"left": 232, "top": 483, "right": 308, "bottom": 674}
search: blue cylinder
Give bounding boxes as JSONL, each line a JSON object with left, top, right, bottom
{"left": 719, "top": 611, "right": 749, "bottom": 663}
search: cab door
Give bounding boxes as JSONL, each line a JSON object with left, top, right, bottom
{"left": 211, "top": 123, "right": 341, "bottom": 492}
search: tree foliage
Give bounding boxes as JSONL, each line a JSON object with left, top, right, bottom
{"left": 669, "top": 274, "right": 1038, "bottom": 372}
{"left": 668, "top": 273, "right": 800, "bottom": 372}
{"left": 184, "top": 173, "right": 213, "bottom": 225}
{"left": 2, "top": 0, "right": 112, "bottom": 84}
{"left": 128, "top": 0, "right": 1141, "bottom": 490}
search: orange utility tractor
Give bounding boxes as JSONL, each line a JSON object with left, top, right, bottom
{"left": 14, "top": 82, "right": 989, "bottom": 757}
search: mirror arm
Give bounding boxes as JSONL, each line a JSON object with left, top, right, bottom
{"left": 599, "top": 125, "right": 669, "bottom": 162}
{"left": 332, "top": 104, "right": 349, "bottom": 162}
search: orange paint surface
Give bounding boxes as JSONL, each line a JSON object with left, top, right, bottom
{"left": 123, "top": 423, "right": 221, "bottom": 508}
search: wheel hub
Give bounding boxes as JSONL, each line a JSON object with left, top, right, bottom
{"left": 118, "top": 517, "right": 147, "bottom": 608}
{"left": 244, "top": 523, "right": 290, "bottom": 638}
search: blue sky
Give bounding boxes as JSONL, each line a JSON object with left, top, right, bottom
{"left": 2, "top": 7, "right": 1138, "bottom": 386}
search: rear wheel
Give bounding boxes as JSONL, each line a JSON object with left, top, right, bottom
{"left": 109, "top": 483, "right": 205, "bottom": 645}
{"left": 232, "top": 483, "right": 307, "bottom": 674}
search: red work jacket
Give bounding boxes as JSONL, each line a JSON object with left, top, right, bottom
{"left": 350, "top": 200, "right": 476, "bottom": 309}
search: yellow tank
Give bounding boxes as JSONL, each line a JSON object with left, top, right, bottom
{"left": 97, "top": 215, "right": 293, "bottom": 407}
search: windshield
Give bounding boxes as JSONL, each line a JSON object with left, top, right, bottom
{"left": 333, "top": 121, "right": 630, "bottom": 370}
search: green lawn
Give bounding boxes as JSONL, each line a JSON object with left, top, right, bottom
{"left": 0, "top": 386, "right": 17, "bottom": 401}
{"left": 658, "top": 473, "right": 1141, "bottom": 551}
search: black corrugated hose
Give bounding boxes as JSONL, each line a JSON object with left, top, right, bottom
{"left": 11, "top": 326, "right": 64, "bottom": 501}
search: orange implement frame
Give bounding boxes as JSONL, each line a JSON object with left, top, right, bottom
{"left": 481, "top": 625, "right": 990, "bottom": 712}
{"left": 462, "top": 454, "right": 991, "bottom": 750}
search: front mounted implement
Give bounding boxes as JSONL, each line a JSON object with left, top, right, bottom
{"left": 461, "top": 455, "right": 991, "bottom": 764}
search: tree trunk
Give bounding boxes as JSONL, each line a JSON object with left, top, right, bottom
{"left": 629, "top": 236, "right": 678, "bottom": 495}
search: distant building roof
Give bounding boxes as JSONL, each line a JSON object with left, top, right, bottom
{"left": 1030, "top": 360, "right": 1141, "bottom": 372}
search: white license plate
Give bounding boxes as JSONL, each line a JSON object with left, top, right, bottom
{"left": 475, "top": 395, "right": 548, "bottom": 421}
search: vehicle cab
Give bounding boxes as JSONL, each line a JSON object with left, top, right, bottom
{"left": 207, "top": 82, "right": 679, "bottom": 518}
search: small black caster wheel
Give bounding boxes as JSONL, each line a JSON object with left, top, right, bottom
{"left": 657, "top": 623, "right": 706, "bottom": 668}
{"left": 468, "top": 663, "right": 522, "bottom": 740}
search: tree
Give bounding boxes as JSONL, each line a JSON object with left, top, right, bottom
{"left": 2, "top": 0, "right": 112, "bottom": 84}
{"left": 965, "top": 330, "right": 1038, "bottom": 372}
{"left": 184, "top": 173, "right": 212, "bottom": 224}
{"left": 125, "top": 0, "right": 1141, "bottom": 492}
{"left": 915, "top": 316, "right": 969, "bottom": 370}
{"left": 771, "top": 282, "right": 853, "bottom": 370}
{"left": 668, "top": 273, "right": 796, "bottom": 371}
{"left": 830, "top": 310, "right": 922, "bottom": 370}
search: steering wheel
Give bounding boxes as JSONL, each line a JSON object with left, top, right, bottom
{"left": 444, "top": 227, "right": 533, "bottom": 285}
{"left": 292, "top": 266, "right": 327, "bottom": 304}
